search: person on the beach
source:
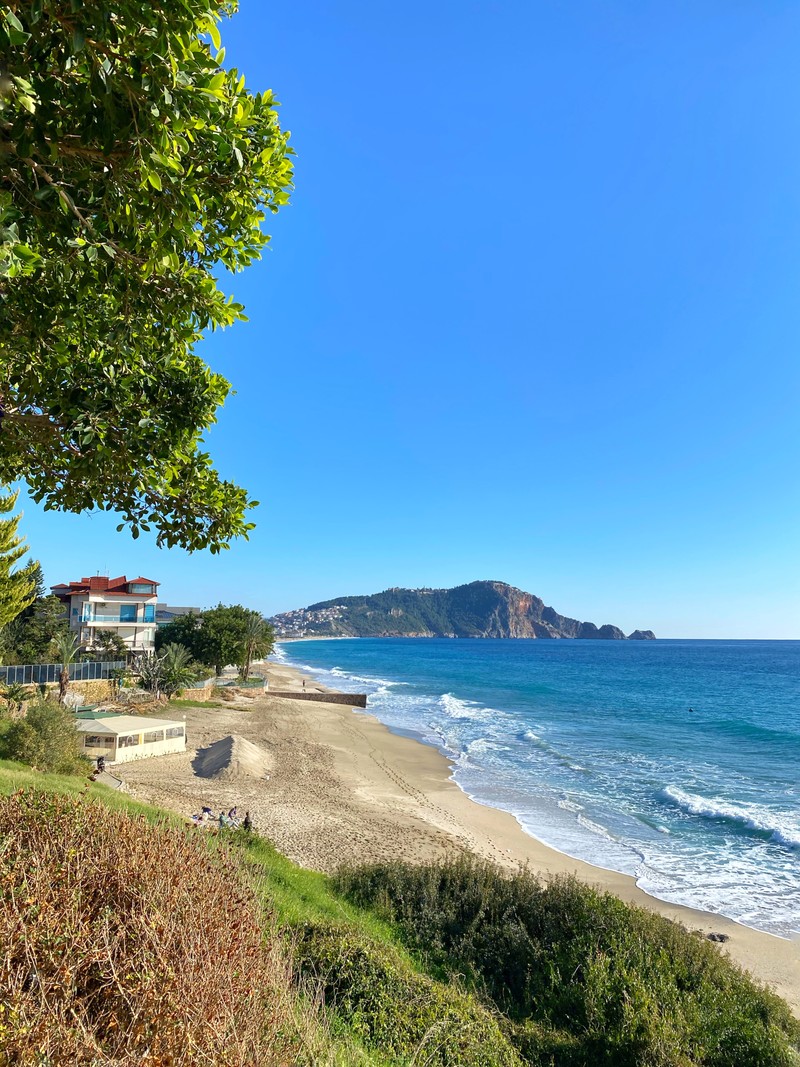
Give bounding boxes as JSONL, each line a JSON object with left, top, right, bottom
{"left": 243, "top": 811, "right": 253, "bottom": 832}
{"left": 302, "top": 679, "right": 306, "bottom": 690}
{"left": 228, "top": 806, "right": 237, "bottom": 820}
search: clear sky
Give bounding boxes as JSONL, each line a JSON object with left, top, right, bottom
{"left": 16, "top": 1, "right": 800, "bottom": 638}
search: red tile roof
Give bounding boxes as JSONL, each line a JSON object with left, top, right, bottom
{"left": 50, "top": 575, "right": 160, "bottom": 598}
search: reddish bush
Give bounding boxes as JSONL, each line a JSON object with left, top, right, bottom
{"left": 0, "top": 790, "right": 296, "bottom": 1066}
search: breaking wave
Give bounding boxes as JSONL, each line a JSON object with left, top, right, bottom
{"left": 660, "top": 786, "right": 800, "bottom": 850}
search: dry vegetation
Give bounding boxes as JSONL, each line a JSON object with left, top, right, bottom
{"left": 0, "top": 789, "right": 299, "bottom": 1066}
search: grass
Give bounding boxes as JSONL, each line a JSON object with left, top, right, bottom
{"left": 169, "top": 698, "right": 232, "bottom": 710}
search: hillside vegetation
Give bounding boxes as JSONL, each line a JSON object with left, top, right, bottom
{"left": 0, "top": 764, "right": 796, "bottom": 1067}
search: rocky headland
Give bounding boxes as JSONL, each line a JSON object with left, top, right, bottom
{"left": 270, "top": 580, "right": 655, "bottom": 641}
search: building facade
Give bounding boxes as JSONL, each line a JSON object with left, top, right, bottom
{"left": 51, "top": 575, "right": 160, "bottom": 652}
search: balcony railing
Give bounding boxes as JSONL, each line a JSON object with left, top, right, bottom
{"left": 81, "top": 613, "right": 156, "bottom": 624}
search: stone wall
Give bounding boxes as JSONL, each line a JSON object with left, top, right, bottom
{"left": 44, "top": 679, "right": 116, "bottom": 703}
{"left": 178, "top": 685, "right": 220, "bottom": 704}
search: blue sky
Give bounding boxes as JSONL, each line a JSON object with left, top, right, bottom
{"left": 17, "top": 1, "right": 800, "bottom": 637}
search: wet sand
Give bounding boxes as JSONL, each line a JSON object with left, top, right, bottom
{"left": 117, "top": 661, "right": 800, "bottom": 1014}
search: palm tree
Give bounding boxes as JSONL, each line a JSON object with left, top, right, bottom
{"left": 1, "top": 682, "right": 29, "bottom": 715}
{"left": 239, "top": 612, "right": 274, "bottom": 681}
{"left": 159, "top": 643, "right": 196, "bottom": 698}
{"left": 136, "top": 644, "right": 196, "bottom": 700}
{"left": 52, "top": 632, "right": 80, "bottom": 705}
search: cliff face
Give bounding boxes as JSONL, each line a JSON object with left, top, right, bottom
{"left": 270, "top": 581, "right": 654, "bottom": 641}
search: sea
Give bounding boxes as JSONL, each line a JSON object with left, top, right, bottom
{"left": 272, "top": 638, "right": 800, "bottom": 938}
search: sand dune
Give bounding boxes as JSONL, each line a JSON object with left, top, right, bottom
{"left": 192, "top": 734, "right": 274, "bottom": 781}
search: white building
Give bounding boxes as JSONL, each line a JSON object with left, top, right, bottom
{"left": 77, "top": 713, "right": 186, "bottom": 764}
{"left": 51, "top": 575, "right": 160, "bottom": 652}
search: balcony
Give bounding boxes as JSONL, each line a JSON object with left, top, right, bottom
{"left": 82, "top": 613, "right": 156, "bottom": 624}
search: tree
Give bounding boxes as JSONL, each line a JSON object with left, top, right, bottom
{"left": 197, "top": 604, "right": 252, "bottom": 676}
{"left": 239, "top": 611, "right": 274, "bottom": 680}
{"left": 51, "top": 631, "right": 80, "bottom": 704}
{"left": 4, "top": 594, "right": 68, "bottom": 664}
{"left": 1, "top": 682, "right": 30, "bottom": 715}
{"left": 159, "top": 643, "right": 197, "bottom": 697}
{"left": 94, "top": 629, "right": 128, "bottom": 660}
{"left": 155, "top": 612, "right": 203, "bottom": 658}
{"left": 0, "top": 489, "right": 38, "bottom": 630}
{"left": 0, "top": 2, "right": 293, "bottom": 552}
{"left": 136, "top": 644, "right": 195, "bottom": 699}
{"left": 154, "top": 604, "right": 263, "bottom": 676}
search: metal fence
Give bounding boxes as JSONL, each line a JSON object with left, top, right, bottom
{"left": 0, "top": 661, "right": 127, "bottom": 686}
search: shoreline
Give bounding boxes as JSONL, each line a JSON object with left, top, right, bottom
{"left": 116, "top": 660, "right": 800, "bottom": 1014}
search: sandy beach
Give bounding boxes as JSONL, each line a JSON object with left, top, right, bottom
{"left": 116, "top": 661, "right": 800, "bottom": 1014}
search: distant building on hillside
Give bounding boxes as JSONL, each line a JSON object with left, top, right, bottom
{"left": 156, "top": 603, "right": 202, "bottom": 627}
{"left": 51, "top": 575, "right": 160, "bottom": 652}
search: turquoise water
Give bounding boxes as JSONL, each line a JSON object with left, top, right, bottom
{"left": 274, "top": 638, "right": 800, "bottom": 936}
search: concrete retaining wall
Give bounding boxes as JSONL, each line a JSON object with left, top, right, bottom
{"left": 269, "top": 691, "right": 367, "bottom": 709}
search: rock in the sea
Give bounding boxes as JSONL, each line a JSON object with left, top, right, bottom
{"left": 628, "top": 629, "right": 657, "bottom": 640}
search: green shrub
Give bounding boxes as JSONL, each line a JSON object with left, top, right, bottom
{"left": 0, "top": 698, "right": 87, "bottom": 773}
{"left": 334, "top": 857, "right": 800, "bottom": 1067}
{"left": 293, "top": 923, "right": 523, "bottom": 1066}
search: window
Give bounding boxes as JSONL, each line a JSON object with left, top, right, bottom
{"left": 117, "top": 734, "right": 140, "bottom": 748}
{"left": 119, "top": 604, "right": 137, "bottom": 623}
{"left": 143, "top": 730, "right": 164, "bottom": 744}
{"left": 83, "top": 735, "right": 114, "bottom": 747}
{"left": 143, "top": 605, "right": 155, "bottom": 623}
{"left": 129, "top": 583, "right": 155, "bottom": 594}
{"left": 165, "top": 726, "right": 185, "bottom": 739}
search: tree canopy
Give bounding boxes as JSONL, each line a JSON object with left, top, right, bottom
{"left": 0, "top": 1, "right": 293, "bottom": 551}
{"left": 156, "top": 603, "right": 271, "bottom": 676}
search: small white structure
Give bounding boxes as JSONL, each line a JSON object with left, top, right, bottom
{"left": 77, "top": 714, "right": 186, "bottom": 765}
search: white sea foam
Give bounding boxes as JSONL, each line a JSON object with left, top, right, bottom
{"left": 661, "top": 786, "right": 800, "bottom": 850}
{"left": 465, "top": 738, "right": 501, "bottom": 756}
{"left": 439, "top": 693, "right": 494, "bottom": 721}
{"left": 329, "top": 667, "right": 406, "bottom": 687}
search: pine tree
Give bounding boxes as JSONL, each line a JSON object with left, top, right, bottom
{"left": 0, "top": 490, "right": 38, "bottom": 630}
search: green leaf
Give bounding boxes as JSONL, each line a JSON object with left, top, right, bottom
{"left": 147, "top": 172, "right": 163, "bottom": 191}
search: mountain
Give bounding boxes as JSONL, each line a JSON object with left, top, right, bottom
{"left": 270, "top": 581, "right": 655, "bottom": 640}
